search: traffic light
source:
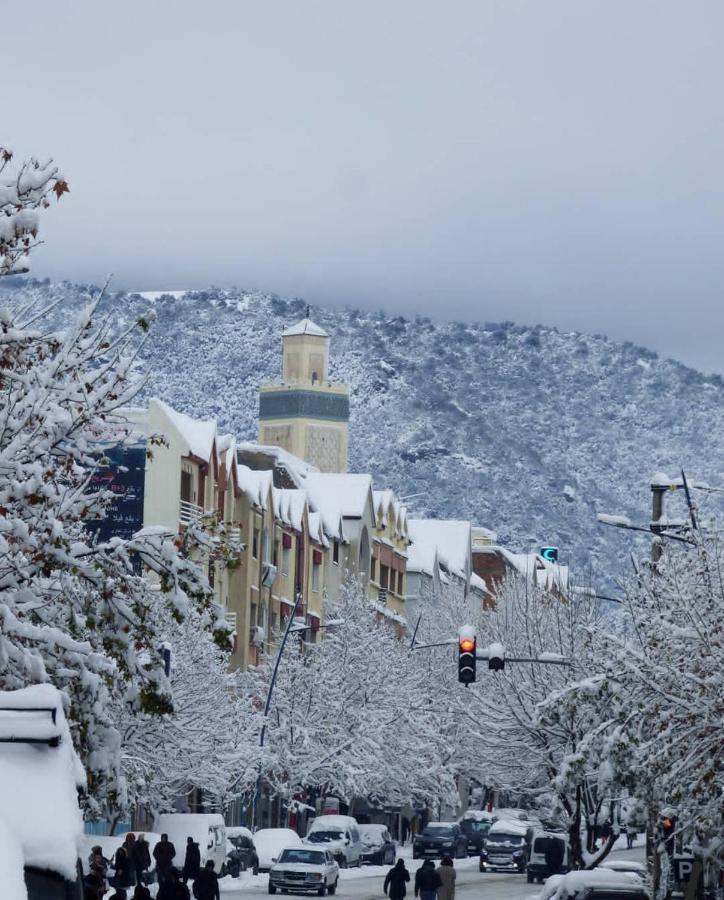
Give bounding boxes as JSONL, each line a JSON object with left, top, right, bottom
{"left": 458, "top": 627, "right": 477, "bottom": 685}
{"left": 661, "top": 815, "right": 676, "bottom": 855}
{"left": 488, "top": 641, "right": 505, "bottom": 671}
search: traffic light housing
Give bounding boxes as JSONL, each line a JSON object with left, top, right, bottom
{"left": 458, "top": 630, "right": 477, "bottom": 685}
{"left": 661, "top": 815, "right": 676, "bottom": 855}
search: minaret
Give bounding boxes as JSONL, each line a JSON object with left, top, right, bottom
{"left": 258, "top": 314, "right": 350, "bottom": 472}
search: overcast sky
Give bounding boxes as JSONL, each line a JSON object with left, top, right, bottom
{"left": 5, "top": 1, "right": 724, "bottom": 372}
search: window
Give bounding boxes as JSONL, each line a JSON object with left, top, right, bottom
{"left": 380, "top": 564, "right": 389, "bottom": 590}
{"left": 273, "top": 539, "right": 279, "bottom": 567}
{"left": 252, "top": 529, "right": 259, "bottom": 559}
{"left": 180, "top": 470, "right": 192, "bottom": 503}
{"left": 370, "top": 556, "right": 376, "bottom": 583}
{"left": 208, "top": 559, "right": 215, "bottom": 590}
{"left": 397, "top": 571, "right": 404, "bottom": 595}
{"left": 282, "top": 546, "right": 290, "bottom": 576}
{"left": 262, "top": 528, "right": 269, "bottom": 561}
{"left": 333, "top": 540, "right": 339, "bottom": 565}
{"left": 312, "top": 560, "right": 320, "bottom": 592}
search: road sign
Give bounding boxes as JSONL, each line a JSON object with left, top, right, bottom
{"left": 541, "top": 546, "right": 558, "bottom": 563}
{"left": 673, "top": 856, "right": 696, "bottom": 883}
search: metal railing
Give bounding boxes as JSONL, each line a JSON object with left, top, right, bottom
{"left": 179, "top": 499, "right": 204, "bottom": 525}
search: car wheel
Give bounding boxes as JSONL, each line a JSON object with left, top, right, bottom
{"left": 317, "top": 884, "right": 327, "bottom": 897}
{"left": 253, "top": 864, "right": 259, "bottom": 876}
{"left": 268, "top": 885, "right": 277, "bottom": 895}
{"left": 328, "top": 879, "right": 338, "bottom": 896}
{"left": 527, "top": 873, "right": 534, "bottom": 883}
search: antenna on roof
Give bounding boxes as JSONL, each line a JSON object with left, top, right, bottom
{"left": 306, "top": 304, "right": 310, "bottom": 319}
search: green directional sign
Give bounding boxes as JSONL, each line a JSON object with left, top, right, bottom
{"left": 541, "top": 546, "right": 558, "bottom": 563}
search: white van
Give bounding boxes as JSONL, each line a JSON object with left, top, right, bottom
{"left": 526, "top": 831, "right": 570, "bottom": 883}
{"left": 155, "top": 813, "right": 227, "bottom": 874}
{"left": 304, "top": 815, "right": 363, "bottom": 868}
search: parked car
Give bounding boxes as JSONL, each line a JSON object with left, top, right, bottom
{"left": 526, "top": 831, "right": 570, "bottom": 883}
{"left": 536, "top": 869, "right": 650, "bottom": 899}
{"left": 269, "top": 846, "right": 339, "bottom": 896}
{"left": 599, "top": 860, "right": 647, "bottom": 882}
{"left": 479, "top": 819, "right": 534, "bottom": 872}
{"left": 358, "top": 824, "right": 396, "bottom": 865}
{"left": 154, "top": 813, "right": 226, "bottom": 874}
{"left": 255, "top": 828, "right": 304, "bottom": 872}
{"left": 412, "top": 823, "right": 467, "bottom": 860}
{"left": 225, "top": 826, "right": 259, "bottom": 876}
{"left": 304, "top": 815, "right": 363, "bottom": 868}
{"left": 458, "top": 814, "right": 492, "bottom": 856}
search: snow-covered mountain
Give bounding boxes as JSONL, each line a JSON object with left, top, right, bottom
{"left": 4, "top": 277, "right": 722, "bottom": 580}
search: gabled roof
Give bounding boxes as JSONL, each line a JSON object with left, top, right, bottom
{"left": 153, "top": 398, "right": 216, "bottom": 462}
{"left": 408, "top": 518, "right": 471, "bottom": 580}
{"left": 282, "top": 318, "right": 328, "bottom": 338}
{"left": 303, "top": 473, "right": 373, "bottom": 520}
{"left": 373, "top": 489, "right": 409, "bottom": 537}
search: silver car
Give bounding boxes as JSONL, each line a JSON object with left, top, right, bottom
{"left": 269, "top": 847, "right": 340, "bottom": 896}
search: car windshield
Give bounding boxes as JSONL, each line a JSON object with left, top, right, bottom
{"left": 279, "top": 849, "right": 326, "bottom": 865}
{"left": 462, "top": 821, "right": 490, "bottom": 833}
{"left": 307, "top": 830, "right": 344, "bottom": 843}
{"left": 423, "top": 826, "right": 454, "bottom": 837}
{"left": 360, "top": 829, "right": 383, "bottom": 844}
{"left": 488, "top": 833, "right": 524, "bottom": 845}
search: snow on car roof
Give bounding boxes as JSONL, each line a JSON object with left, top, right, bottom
{"left": 549, "top": 869, "right": 646, "bottom": 899}
{"left": 489, "top": 819, "right": 531, "bottom": 835}
{"left": 308, "top": 815, "right": 358, "bottom": 828}
{"left": 0, "top": 685, "right": 85, "bottom": 882}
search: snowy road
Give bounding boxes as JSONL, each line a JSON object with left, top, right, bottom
{"left": 218, "top": 845, "right": 646, "bottom": 900}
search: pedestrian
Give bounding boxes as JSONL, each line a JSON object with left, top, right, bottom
{"left": 83, "top": 870, "right": 105, "bottom": 900}
{"left": 122, "top": 833, "right": 138, "bottom": 885}
{"left": 154, "top": 833, "right": 177, "bottom": 887}
{"left": 132, "top": 884, "right": 152, "bottom": 900}
{"left": 192, "top": 860, "right": 221, "bottom": 900}
{"left": 384, "top": 858, "right": 410, "bottom": 899}
{"left": 436, "top": 857, "right": 456, "bottom": 900}
{"left": 113, "top": 842, "right": 135, "bottom": 890}
{"left": 414, "top": 859, "right": 441, "bottom": 900}
{"left": 108, "top": 889, "right": 128, "bottom": 900}
{"left": 401, "top": 817, "right": 410, "bottom": 845}
{"left": 182, "top": 835, "right": 202, "bottom": 884}
{"left": 88, "top": 846, "right": 109, "bottom": 891}
{"left": 133, "top": 833, "right": 152, "bottom": 885}
{"left": 158, "top": 868, "right": 190, "bottom": 900}
{"left": 626, "top": 828, "right": 636, "bottom": 850}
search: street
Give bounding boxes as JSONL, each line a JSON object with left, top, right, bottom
{"left": 218, "top": 844, "right": 646, "bottom": 900}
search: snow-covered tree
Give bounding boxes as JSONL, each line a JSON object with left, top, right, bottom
{"left": 442, "top": 576, "right": 614, "bottom": 868}
{"left": 116, "top": 608, "right": 260, "bottom": 818}
{"left": 248, "top": 580, "right": 457, "bottom": 815}
{"left": 0, "top": 146, "right": 68, "bottom": 276}
{"left": 548, "top": 535, "right": 724, "bottom": 871}
{"left": 0, "top": 287, "right": 219, "bottom": 815}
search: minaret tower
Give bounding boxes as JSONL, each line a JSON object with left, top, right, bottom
{"left": 258, "top": 313, "right": 349, "bottom": 472}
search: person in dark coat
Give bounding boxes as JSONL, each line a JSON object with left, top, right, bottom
{"left": 132, "top": 834, "right": 152, "bottom": 885}
{"left": 182, "top": 836, "right": 202, "bottom": 884}
{"left": 157, "top": 869, "right": 190, "bottom": 900}
{"left": 132, "top": 885, "right": 152, "bottom": 900}
{"left": 154, "top": 834, "right": 177, "bottom": 887}
{"left": 108, "top": 890, "right": 128, "bottom": 900}
{"left": 113, "top": 844, "right": 135, "bottom": 889}
{"left": 192, "top": 860, "right": 221, "bottom": 900}
{"left": 414, "top": 859, "right": 441, "bottom": 900}
{"left": 384, "top": 858, "right": 410, "bottom": 899}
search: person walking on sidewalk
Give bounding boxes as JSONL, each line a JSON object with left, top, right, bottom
{"left": 384, "top": 858, "right": 410, "bottom": 900}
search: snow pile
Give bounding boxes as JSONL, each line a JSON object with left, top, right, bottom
{"left": 0, "top": 685, "right": 84, "bottom": 882}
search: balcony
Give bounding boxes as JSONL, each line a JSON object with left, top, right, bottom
{"left": 179, "top": 499, "right": 204, "bottom": 526}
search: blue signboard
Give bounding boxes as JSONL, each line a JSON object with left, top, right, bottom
{"left": 85, "top": 442, "right": 147, "bottom": 543}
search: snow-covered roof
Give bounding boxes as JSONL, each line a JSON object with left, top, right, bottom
{"left": 153, "top": 398, "right": 216, "bottom": 462}
{"left": 307, "top": 510, "right": 330, "bottom": 547}
{"left": 407, "top": 519, "right": 471, "bottom": 580}
{"left": 236, "top": 441, "right": 318, "bottom": 487}
{"left": 497, "top": 548, "right": 569, "bottom": 591}
{"left": 236, "top": 464, "right": 273, "bottom": 508}
{"left": 373, "top": 490, "right": 409, "bottom": 536}
{"left": 0, "top": 685, "right": 85, "bottom": 882}
{"left": 303, "top": 473, "right": 373, "bottom": 520}
{"left": 469, "top": 571, "right": 489, "bottom": 595}
{"left": 272, "top": 488, "right": 307, "bottom": 532}
{"left": 282, "top": 318, "right": 328, "bottom": 338}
